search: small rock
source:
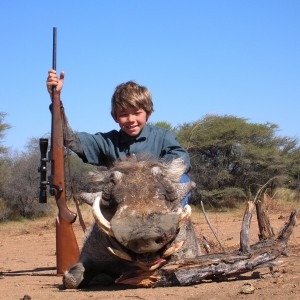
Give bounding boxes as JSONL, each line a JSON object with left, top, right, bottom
{"left": 240, "top": 283, "right": 255, "bottom": 294}
{"left": 261, "top": 273, "right": 272, "bottom": 279}
{"left": 272, "top": 271, "right": 282, "bottom": 278}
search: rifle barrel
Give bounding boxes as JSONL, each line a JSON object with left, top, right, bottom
{"left": 51, "top": 27, "right": 57, "bottom": 99}
{"left": 52, "top": 27, "right": 57, "bottom": 70}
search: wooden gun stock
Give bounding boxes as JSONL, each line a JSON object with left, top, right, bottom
{"left": 51, "top": 27, "right": 79, "bottom": 275}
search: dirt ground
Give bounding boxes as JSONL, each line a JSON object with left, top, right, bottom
{"left": 0, "top": 202, "right": 299, "bottom": 300}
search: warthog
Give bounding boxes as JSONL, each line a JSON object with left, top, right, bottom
{"left": 63, "top": 156, "right": 202, "bottom": 289}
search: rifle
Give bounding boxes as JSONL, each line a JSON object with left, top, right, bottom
{"left": 38, "top": 27, "right": 80, "bottom": 275}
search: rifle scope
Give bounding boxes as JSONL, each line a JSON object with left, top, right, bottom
{"left": 38, "top": 138, "right": 49, "bottom": 203}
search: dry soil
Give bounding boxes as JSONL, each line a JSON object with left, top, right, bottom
{"left": 0, "top": 203, "right": 299, "bottom": 300}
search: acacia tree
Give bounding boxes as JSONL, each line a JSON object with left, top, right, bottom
{"left": 286, "top": 145, "right": 300, "bottom": 190}
{"left": 0, "top": 113, "right": 11, "bottom": 200}
{"left": 0, "top": 112, "right": 11, "bottom": 155}
{"left": 177, "top": 114, "right": 299, "bottom": 204}
{"left": 148, "top": 121, "right": 175, "bottom": 133}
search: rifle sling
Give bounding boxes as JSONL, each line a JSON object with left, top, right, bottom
{"left": 61, "top": 106, "right": 87, "bottom": 233}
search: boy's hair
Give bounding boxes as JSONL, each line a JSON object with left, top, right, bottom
{"left": 111, "top": 81, "right": 154, "bottom": 118}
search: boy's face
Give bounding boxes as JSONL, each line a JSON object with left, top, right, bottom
{"left": 113, "top": 107, "right": 150, "bottom": 137}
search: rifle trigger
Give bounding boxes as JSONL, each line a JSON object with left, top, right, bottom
{"left": 51, "top": 184, "right": 63, "bottom": 194}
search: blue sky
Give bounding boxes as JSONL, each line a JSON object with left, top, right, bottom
{"left": 0, "top": 1, "right": 299, "bottom": 151}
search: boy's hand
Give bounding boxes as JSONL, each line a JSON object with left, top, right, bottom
{"left": 46, "top": 69, "right": 65, "bottom": 95}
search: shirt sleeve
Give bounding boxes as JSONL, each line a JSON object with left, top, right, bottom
{"left": 76, "top": 131, "right": 118, "bottom": 167}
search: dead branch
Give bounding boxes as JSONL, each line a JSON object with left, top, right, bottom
{"left": 200, "top": 201, "right": 226, "bottom": 252}
{"left": 239, "top": 201, "right": 255, "bottom": 253}
{"left": 253, "top": 176, "right": 283, "bottom": 204}
{"left": 256, "top": 194, "right": 275, "bottom": 240}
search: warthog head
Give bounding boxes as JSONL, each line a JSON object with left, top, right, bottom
{"left": 80, "top": 155, "right": 196, "bottom": 271}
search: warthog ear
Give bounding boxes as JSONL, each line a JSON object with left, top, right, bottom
{"left": 175, "top": 181, "right": 196, "bottom": 200}
{"left": 164, "top": 158, "right": 187, "bottom": 182}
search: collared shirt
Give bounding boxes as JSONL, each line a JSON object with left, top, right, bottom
{"left": 76, "top": 124, "right": 191, "bottom": 172}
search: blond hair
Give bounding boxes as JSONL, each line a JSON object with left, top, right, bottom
{"left": 111, "top": 81, "right": 154, "bottom": 118}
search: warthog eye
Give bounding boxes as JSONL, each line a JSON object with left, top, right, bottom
{"left": 155, "top": 237, "right": 164, "bottom": 245}
{"left": 102, "top": 182, "right": 114, "bottom": 202}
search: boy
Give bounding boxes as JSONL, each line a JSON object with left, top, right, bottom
{"left": 46, "top": 70, "right": 191, "bottom": 204}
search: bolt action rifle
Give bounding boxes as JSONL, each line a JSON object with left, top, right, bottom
{"left": 38, "top": 27, "right": 80, "bottom": 275}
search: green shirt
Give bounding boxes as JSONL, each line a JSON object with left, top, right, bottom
{"left": 77, "top": 124, "right": 190, "bottom": 172}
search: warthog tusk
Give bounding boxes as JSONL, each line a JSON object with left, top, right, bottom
{"left": 107, "top": 247, "right": 133, "bottom": 262}
{"left": 93, "top": 196, "right": 115, "bottom": 237}
{"left": 179, "top": 204, "right": 192, "bottom": 226}
{"left": 162, "top": 240, "right": 185, "bottom": 258}
{"left": 115, "top": 271, "right": 159, "bottom": 287}
{"left": 136, "top": 258, "right": 166, "bottom": 271}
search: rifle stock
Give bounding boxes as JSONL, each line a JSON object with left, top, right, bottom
{"left": 50, "top": 27, "right": 80, "bottom": 275}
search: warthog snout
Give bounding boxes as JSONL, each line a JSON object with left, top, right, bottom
{"left": 111, "top": 213, "right": 180, "bottom": 253}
